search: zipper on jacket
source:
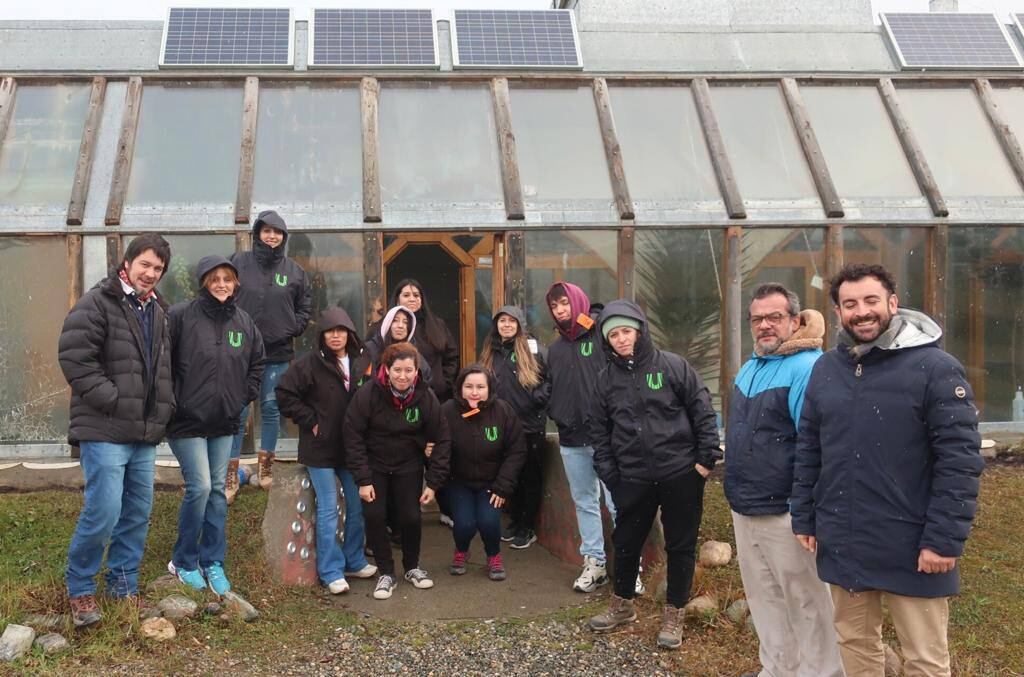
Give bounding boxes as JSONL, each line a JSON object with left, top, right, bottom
{"left": 855, "top": 363, "right": 862, "bottom": 377}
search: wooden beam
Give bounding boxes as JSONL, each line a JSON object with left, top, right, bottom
{"left": 925, "top": 224, "right": 949, "bottom": 336}
{"left": 780, "top": 78, "right": 844, "bottom": 218}
{"left": 363, "top": 231, "right": 384, "bottom": 330}
{"left": 105, "top": 76, "right": 143, "bottom": 226}
{"left": 67, "top": 77, "right": 107, "bottom": 226}
{"left": 234, "top": 76, "right": 259, "bottom": 225}
{"left": 67, "top": 234, "right": 83, "bottom": 310}
{"left": 490, "top": 78, "right": 525, "bottom": 220}
{"left": 592, "top": 78, "right": 635, "bottom": 220}
{"left": 504, "top": 230, "right": 525, "bottom": 307}
{"left": 460, "top": 264, "right": 476, "bottom": 366}
{"left": 617, "top": 226, "right": 635, "bottom": 300}
{"left": 105, "top": 234, "right": 121, "bottom": 271}
{"left": 720, "top": 226, "right": 742, "bottom": 424}
{"left": 235, "top": 230, "right": 251, "bottom": 254}
{"left": 491, "top": 233, "right": 505, "bottom": 313}
{"left": 877, "top": 78, "right": 948, "bottom": 218}
{"left": 0, "top": 78, "right": 16, "bottom": 158}
{"left": 361, "top": 77, "right": 382, "bottom": 223}
{"left": 974, "top": 78, "right": 1024, "bottom": 192}
{"left": 691, "top": 78, "right": 746, "bottom": 219}
{"left": 824, "top": 224, "right": 844, "bottom": 350}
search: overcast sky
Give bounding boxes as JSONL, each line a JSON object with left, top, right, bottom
{"left": 6, "top": 0, "right": 1024, "bottom": 22}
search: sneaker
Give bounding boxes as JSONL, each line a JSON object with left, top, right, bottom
{"left": 404, "top": 568, "right": 434, "bottom": 589}
{"left": 345, "top": 563, "right": 378, "bottom": 579}
{"left": 373, "top": 575, "right": 396, "bottom": 600}
{"left": 450, "top": 550, "right": 469, "bottom": 576}
{"left": 328, "top": 578, "right": 350, "bottom": 594}
{"left": 588, "top": 594, "right": 637, "bottom": 632}
{"left": 487, "top": 554, "right": 506, "bottom": 581}
{"left": 657, "top": 605, "right": 686, "bottom": 649}
{"left": 439, "top": 513, "right": 454, "bottom": 528}
{"left": 203, "top": 563, "right": 231, "bottom": 596}
{"left": 510, "top": 528, "right": 537, "bottom": 549}
{"left": 168, "top": 560, "right": 207, "bottom": 591}
{"left": 70, "top": 594, "right": 102, "bottom": 628}
{"left": 501, "top": 522, "right": 519, "bottom": 542}
{"left": 572, "top": 556, "right": 608, "bottom": 593}
{"left": 635, "top": 573, "right": 646, "bottom": 596}
{"left": 225, "top": 458, "right": 239, "bottom": 506}
{"left": 257, "top": 450, "right": 274, "bottom": 490}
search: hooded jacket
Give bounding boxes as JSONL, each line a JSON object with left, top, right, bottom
{"left": 167, "top": 256, "right": 266, "bottom": 439}
{"left": 791, "top": 309, "right": 983, "bottom": 598}
{"left": 545, "top": 282, "right": 607, "bottom": 446}
{"left": 441, "top": 392, "right": 527, "bottom": 498}
{"left": 276, "top": 307, "right": 369, "bottom": 468}
{"left": 58, "top": 269, "right": 174, "bottom": 445}
{"left": 230, "top": 210, "right": 312, "bottom": 363}
{"left": 487, "top": 305, "right": 551, "bottom": 434}
{"left": 343, "top": 367, "right": 451, "bottom": 490}
{"left": 724, "top": 309, "right": 824, "bottom": 516}
{"left": 362, "top": 306, "right": 433, "bottom": 387}
{"left": 590, "top": 300, "right": 720, "bottom": 487}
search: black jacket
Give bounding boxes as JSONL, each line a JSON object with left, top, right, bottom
{"left": 276, "top": 307, "right": 369, "bottom": 468}
{"left": 58, "top": 272, "right": 174, "bottom": 445}
{"left": 362, "top": 318, "right": 434, "bottom": 390}
{"left": 167, "top": 290, "right": 265, "bottom": 438}
{"left": 791, "top": 310, "right": 983, "bottom": 598}
{"left": 486, "top": 305, "right": 551, "bottom": 435}
{"left": 547, "top": 307, "right": 606, "bottom": 447}
{"left": 343, "top": 372, "right": 451, "bottom": 490}
{"left": 442, "top": 397, "right": 527, "bottom": 498}
{"left": 230, "top": 213, "right": 312, "bottom": 363}
{"left": 412, "top": 312, "right": 459, "bottom": 401}
{"left": 590, "top": 300, "right": 719, "bottom": 487}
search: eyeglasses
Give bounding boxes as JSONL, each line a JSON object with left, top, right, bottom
{"left": 748, "top": 312, "right": 792, "bottom": 327}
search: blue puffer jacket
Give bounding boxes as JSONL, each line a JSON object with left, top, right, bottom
{"left": 791, "top": 309, "right": 983, "bottom": 598}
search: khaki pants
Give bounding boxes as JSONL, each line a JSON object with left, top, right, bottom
{"left": 733, "top": 512, "right": 845, "bottom": 677}
{"left": 830, "top": 586, "right": 950, "bottom": 677}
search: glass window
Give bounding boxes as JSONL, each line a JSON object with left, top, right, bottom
{"left": 710, "top": 85, "right": 819, "bottom": 202}
{"left": 609, "top": 86, "right": 722, "bottom": 204}
{"left": 253, "top": 85, "right": 361, "bottom": 210}
{"left": 800, "top": 86, "right": 923, "bottom": 201}
{"left": 0, "top": 237, "right": 70, "bottom": 441}
{"left": 511, "top": 87, "right": 614, "bottom": 205}
{"left": 0, "top": 85, "right": 90, "bottom": 207}
{"left": 525, "top": 230, "right": 618, "bottom": 345}
{"left": 843, "top": 228, "right": 927, "bottom": 311}
{"left": 288, "top": 233, "right": 366, "bottom": 356}
{"left": 897, "top": 88, "right": 1021, "bottom": 198}
{"left": 379, "top": 84, "right": 503, "bottom": 205}
{"left": 126, "top": 84, "right": 243, "bottom": 207}
{"left": 946, "top": 227, "right": 1024, "bottom": 422}
{"left": 635, "top": 229, "right": 723, "bottom": 406}
{"left": 126, "top": 234, "right": 236, "bottom": 307}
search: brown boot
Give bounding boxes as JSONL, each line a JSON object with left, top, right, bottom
{"left": 657, "top": 605, "right": 685, "bottom": 649}
{"left": 225, "top": 458, "right": 240, "bottom": 505}
{"left": 257, "top": 451, "right": 274, "bottom": 490}
{"left": 70, "top": 594, "right": 102, "bottom": 627}
{"left": 588, "top": 594, "right": 636, "bottom": 632}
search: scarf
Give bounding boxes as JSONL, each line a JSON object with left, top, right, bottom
{"left": 118, "top": 267, "right": 157, "bottom": 304}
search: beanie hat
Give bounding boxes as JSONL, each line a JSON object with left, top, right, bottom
{"left": 601, "top": 315, "right": 641, "bottom": 340}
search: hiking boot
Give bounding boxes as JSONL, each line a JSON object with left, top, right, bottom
{"left": 501, "top": 522, "right": 519, "bottom": 542}
{"left": 168, "top": 560, "right": 207, "bottom": 591}
{"left": 257, "top": 451, "right": 274, "bottom": 490}
{"left": 373, "top": 575, "right": 396, "bottom": 600}
{"left": 510, "top": 528, "right": 537, "bottom": 550}
{"left": 327, "top": 578, "right": 350, "bottom": 594}
{"left": 404, "top": 568, "right": 434, "bottom": 589}
{"left": 588, "top": 594, "right": 637, "bottom": 632}
{"left": 70, "top": 594, "right": 102, "bottom": 628}
{"left": 487, "top": 554, "right": 506, "bottom": 581}
{"left": 203, "top": 562, "right": 231, "bottom": 596}
{"left": 657, "top": 605, "right": 686, "bottom": 649}
{"left": 345, "top": 563, "right": 378, "bottom": 579}
{"left": 450, "top": 550, "right": 469, "bottom": 575}
{"left": 225, "top": 458, "right": 240, "bottom": 505}
{"left": 573, "top": 556, "right": 608, "bottom": 593}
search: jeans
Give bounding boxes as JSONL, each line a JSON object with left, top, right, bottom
{"left": 66, "top": 441, "right": 156, "bottom": 598}
{"left": 231, "top": 360, "right": 289, "bottom": 459}
{"left": 307, "top": 466, "right": 371, "bottom": 585}
{"left": 559, "top": 445, "right": 616, "bottom": 563}
{"left": 169, "top": 435, "right": 232, "bottom": 571}
{"left": 448, "top": 482, "right": 503, "bottom": 557}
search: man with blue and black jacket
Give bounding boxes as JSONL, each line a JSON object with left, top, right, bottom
{"left": 725, "top": 283, "right": 843, "bottom": 677}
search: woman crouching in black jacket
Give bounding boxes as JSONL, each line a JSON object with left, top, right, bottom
{"left": 442, "top": 365, "right": 526, "bottom": 582}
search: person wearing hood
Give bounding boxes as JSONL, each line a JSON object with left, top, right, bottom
{"left": 442, "top": 364, "right": 527, "bottom": 582}
{"left": 343, "top": 341, "right": 452, "bottom": 601}
{"left": 479, "top": 305, "right": 551, "bottom": 549}
{"left": 362, "top": 304, "right": 433, "bottom": 388}
{"left": 388, "top": 278, "right": 459, "bottom": 402}
{"left": 275, "top": 307, "right": 378, "bottom": 594}
{"left": 165, "top": 256, "right": 265, "bottom": 596}
{"left": 725, "top": 283, "right": 843, "bottom": 677}
{"left": 791, "top": 263, "right": 983, "bottom": 677}
{"left": 228, "top": 210, "right": 313, "bottom": 492}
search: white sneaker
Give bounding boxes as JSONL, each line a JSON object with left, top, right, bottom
{"left": 573, "top": 556, "right": 608, "bottom": 593}
{"left": 345, "top": 563, "right": 378, "bottom": 579}
{"left": 439, "top": 513, "right": 454, "bottom": 528}
{"left": 635, "top": 574, "right": 646, "bottom": 596}
{"left": 373, "top": 575, "right": 396, "bottom": 600}
{"left": 404, "top": 568, "right": 434, "bottom": 589}
{"left": 327, "top": 578, "right": 349, "bottom": 594}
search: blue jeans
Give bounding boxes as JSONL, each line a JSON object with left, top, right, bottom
{"left": 559, "top": 445, "right": 617, "bottom": 564}
{"left": 169, "top": 435, "right": 232, "bottom": 570}
{"left": 448, "top": 482, "right": 503, "bottom": 557}
{"left": 66, "top": 441, "right": 156, "bottom": 598}
{"left": 231, "top": 360, "right": 288, "bottom": 459}
{"left": 307, "top": 466, "right": 370, "bottom": 584}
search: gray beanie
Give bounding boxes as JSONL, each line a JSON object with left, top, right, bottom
{"left": 601, "top": 315, "right": 641, "bottom": 340}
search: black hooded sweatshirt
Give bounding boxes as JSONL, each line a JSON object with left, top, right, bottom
{"left": 230, "top": 210, "right": 312, "bottom": 363}
{"left": 590, "top": 299, "right": 720, "bottom": 487}
{"left": 276, "top": 307, "right": 369, "bottom": 468}
{"left": 487, "top": 305, "right": 551, "bottom": 435}
{"left": 441, "top": 395, "right": 527, "bottom": 498}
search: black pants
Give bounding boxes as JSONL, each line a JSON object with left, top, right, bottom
{"left": 507, "top": 431, "right": 546, "bottom": 530}
{"left": 362, "top": 468, "right": 423, "bottom": 577}
{"left": 610, "top": 468, "right": 706, "bottom": 608}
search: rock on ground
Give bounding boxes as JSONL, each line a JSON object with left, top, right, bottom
{"left": 139, "top": 617, "right": 176, "bottom": 642}
{"left": 683, "top": 594, "right": 718, "bottom": 618}
{"left": 884, "top": 644, "right": 904, "bottom": 676}
{"left": 726, "top": 598, "right": 750, "bottom": 623}
{"left": 22, "top": 614, "right": 67, "bottom": 632}
{"left": 698, "top": 540, "right": 733, "bottom": 567}
{"left": 0, "top": 624, "right": 36, "bottom": 662}
{"left": 222, "top": 591, "right": 260, "bottom": 622}
{"left": 146, "top": 574, "right": 181, "bottom": 594}
{"left": 203, "top": 602, "right": 223, "bottom": 616}
{"left": 157, "top": 595, "right": 199, "bottom": 620}
{"left": 34, "top": 633, "right": 70, "bottom": 656}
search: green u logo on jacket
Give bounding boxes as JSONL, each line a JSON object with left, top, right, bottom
{"left": 485, "top": 426, "right": 499, "bottom": 442}
{"left": 227, "top": 331, "right": 243, "bottom": 348}
{"left": 405, "top": 407, "right": 420, "bottom": 424}
{"left": 275, "top": 273, "right": 288, "bottom": 287}
{"left": 580, "top": 341, "right": 593, "bottom": 357}
{"left": 647, "top": 372, "right": 664, "bottom": 390}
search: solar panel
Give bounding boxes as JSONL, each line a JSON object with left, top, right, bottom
{"left": 310, "top": 9, "right": 438, "bottom": 68}
{"left": 452, "top": 9, "right": 582, "bottom": 69}
{"left": 880, "top": 13, "right": 1022, "bottom": 70}
{"left": 160, "top": 8, "right": 293, "bottom": 68}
